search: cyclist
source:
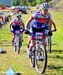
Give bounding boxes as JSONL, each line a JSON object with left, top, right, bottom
{"left": 0, "top": 15, "right": 3, "bottom": 28}
{"left": 25, "top": 3, "right": 56, "bottom": 57}
{"left": 10, "top": 13, "right": 25, "bottom": 45}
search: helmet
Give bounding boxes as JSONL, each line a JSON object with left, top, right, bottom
{"left": 41, "top": 3, "right": 49, "bottom": 9}
{"left": 16, "top": 14, "right": 21, "bottom": 18}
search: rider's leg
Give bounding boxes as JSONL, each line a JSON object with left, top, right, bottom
{"left": 27, "top": 36, "right": 36, "bottom": 57}
{"left": 27, "top": 35, "right": 31, "bottom": 48}
{"left": 12, "top": 32, "right": 15, "bottom": 45}
{"left": 20, "top": 32, "right": 23, "bottom": 42}
{"left": 42, "top": 36, "right": 46, "bottom": 46}
{"left": 29, "top": 38, "right": 35, "bottom": 51}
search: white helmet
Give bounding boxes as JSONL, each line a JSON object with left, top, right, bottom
{"left": 41, "top": 3, "right": 49, "bottom": 9}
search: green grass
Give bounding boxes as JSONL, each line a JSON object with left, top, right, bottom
{"left": 55, "top": 0, "right": 63, "bottom": 8}
{"left": 0, "top": 8, "right": 63, "bottom": 75}
{"left": 50, "top": 0, "right": 63, "bottom": 9}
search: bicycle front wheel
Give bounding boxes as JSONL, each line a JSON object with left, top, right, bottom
{"left": 15, "top": 44, "right": 20, "bottom": 54}
{"left": 35, "top": 46, "right": 47, "bottom": 74}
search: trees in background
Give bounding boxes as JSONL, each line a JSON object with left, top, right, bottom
{"left": 0, "top": 3, "right": 4, "bottom": 7}
{"left": 11, "top": 1, "right": 15, "bottom": 6}
{"left": 15, "top": 0, "right": 20, "bottom": 6}
{"left": 11, "top": 0, "right": 52, "bottom": 6}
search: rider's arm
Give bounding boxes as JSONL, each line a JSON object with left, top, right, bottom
{"left": 26, "top": 11, "right": 38, "bottom": 29}
{"left": 10, "top": 22, "right": 12, "bottom": 31}
{"left": 26, "top": 17, "right": 34, "bottom": 29}
{"left": 10, "top": 19, "right": 14, "bottom": 29}
{"left": 22, "top": 22, "right": 25, "bottom": 31}
{"left": 20, "top": 19, "right": 25, "bottom": 31}
{"left": 49, "top": 19, "right": 57, "bottom": 31}
{"left": 51, "top": 20, "right": 57, "bottom": 31}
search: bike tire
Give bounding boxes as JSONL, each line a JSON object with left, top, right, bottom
{"left": 14, "top": 43, "right": 20, "bottom": 54}
{"left": 18, "top": 43, "right": 21, "bottom": 54}
{"left": 14, "top": 36, "right": 21, "bottom": 54}
{"left": 15, "top": 45, "right": 17, "bottom": 52}
{"left": 35, "top": 46, "right": 47, "bottom": 74}
{"left": 48, "top": 36, "right": 52, "bottom": 53}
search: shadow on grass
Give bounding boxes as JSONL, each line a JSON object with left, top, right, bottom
{"left": 52, "top": 43, "right": 63, "bottom": 45}
{"left": 48, "top": 54, "right": 63, "bottom": 59}
{"left": 48, "top": 49, "right": 63, "bottom": 59}
{"left": 52, "top": 49, "right": 63, "bottom": 53}
{"left": 47, "top": 65, "right": 63, "bottom": 71}
{"left": 16, "top": 73, "right": 21, "bottom": 75}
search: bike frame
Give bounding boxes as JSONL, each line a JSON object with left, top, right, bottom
{"left": 14, "top": 30, "right": 21, "bottom": 54}
{"left": 35, "top": 39, "right": 45, "bottom": 52}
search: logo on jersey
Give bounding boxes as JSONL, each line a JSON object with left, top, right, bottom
{"left": 36, "top": 18, "right": 48, "bottom": 23}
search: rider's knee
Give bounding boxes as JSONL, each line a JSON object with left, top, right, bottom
{"left": 32, "top": 40, "right": 35, "bottom": 46}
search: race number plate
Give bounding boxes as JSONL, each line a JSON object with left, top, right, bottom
{"left": 15, "top": 31, "right": 20, "bottom": 35}
{"left": 36, "top": 32, "right": 42, "bottom": 40}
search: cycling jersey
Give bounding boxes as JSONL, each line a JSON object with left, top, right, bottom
{"left": 13, "top": 19, "right": 23, "bottom": 25}
{"left": 10, "top": 19, "right": 23, "bottom": 32}
{"left": 31, "top": 11, "right": 51, "bottom": 29}
{"left": 29, "top": 11, "right": 51, "bottom": 40}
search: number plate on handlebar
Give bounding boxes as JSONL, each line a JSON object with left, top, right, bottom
{"left": 15, "top": 31, "right": 20, "bottom": 35}
{"left": 36, "top": 32, "right": 43, "bottom": 40}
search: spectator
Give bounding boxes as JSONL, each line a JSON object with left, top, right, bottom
{"left": 0, "top": 15, "right": 3, "bottom": 29}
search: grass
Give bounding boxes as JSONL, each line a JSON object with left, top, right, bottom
{"left": 0, "top": 8, "right": 63, "bottom": 75}
{"left": 55, "top": 0, "right": 63, "bottom": 8}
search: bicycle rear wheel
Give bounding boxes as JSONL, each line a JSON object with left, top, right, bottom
{"left": 35, "top": 46, "right": 47, "bottom": 74}
{"left": 48, "top": 36, "right": 52, "bottom": 53}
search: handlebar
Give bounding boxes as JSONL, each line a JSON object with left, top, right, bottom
{"left": 47, "top": 28, "right": 57, "bottom": 36}
{"left": 24, "top": 29, "right": 32, "bottom": 35}
{"left": 25, "top": 28, "right": 57, "bottom": 36}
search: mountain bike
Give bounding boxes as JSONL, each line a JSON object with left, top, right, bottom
{"left": 30, "top": 32, "right": 47, "bottom": 74}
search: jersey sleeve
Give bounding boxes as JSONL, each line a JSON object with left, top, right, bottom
{"left": 32, "top": 12, "right": 39, "bottom": 19}
{"left": 48, "top": 13, "right": 52, "bottom": 19}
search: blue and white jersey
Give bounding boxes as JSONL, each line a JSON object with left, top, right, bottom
{"left": 31, "top": 11, "right": 51, "bottom": 29}
{"left": 10, "top": 19, "right": 23, "bottom": 32}
{"left": 12, "top": 19, "right": 23, "bottom": 25}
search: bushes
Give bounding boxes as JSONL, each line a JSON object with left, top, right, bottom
{"left": 11, "top": 1, "right": 15, "bottom": 6}
{"left": 12, "top": 0, "right": 52, "bottom": 6}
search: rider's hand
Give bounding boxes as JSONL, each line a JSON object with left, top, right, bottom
{"left": 54, "top": 28, "right": 57, "bottom": 32}
{"left": 24, "top": 29, "right": 31, "bottom": 35}
{"left": 48, "top": 31, "right": 52, "bottom": 36}
{"left": 24, "top": 29, "right": 29, "bottom": 34}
